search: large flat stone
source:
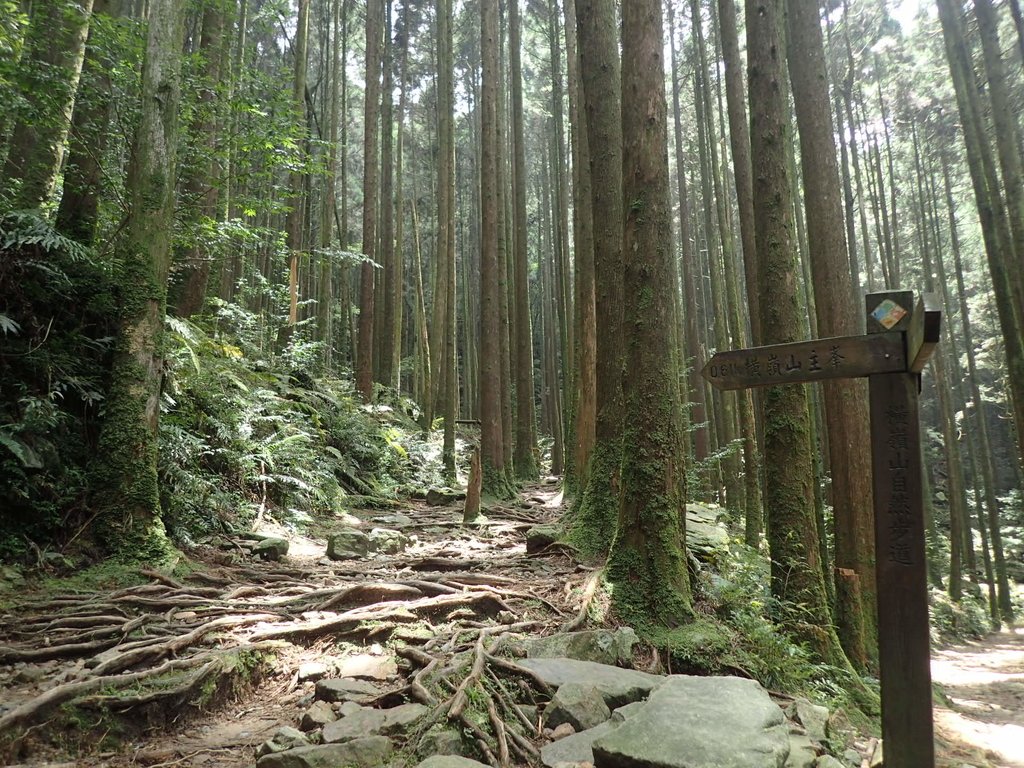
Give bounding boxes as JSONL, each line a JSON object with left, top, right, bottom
{"left": 255, "top": 737, "right": 393, "bottom": 768}
{"left": 526, "top": 628, "right": 638, "bottom": 666}
{"left": 337, "top": 653, "right": 398, "bottom": 680}
{"left": 592, "top": 675, "right": 790, "bottom": 768}
{"left": 315, "top": 676, "right": 381, "bottom": 704}
{"left": 416, "top": 758, "right": 491, "bottom": 768}
{"left": 519, "top": 657, "right": 663, "bottom": 708}
{"left": 322, "top": 702, "right": 428, "bottom": 743}
{"left": 541, "top": 702, "right": 645, "bottom": 768}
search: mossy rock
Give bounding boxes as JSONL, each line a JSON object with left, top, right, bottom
{"left": 526, "top": 524, "right": 561, "bottom": 554}
{"left": 252, "top": 538, "right": 289, "bottom": 560}
{"left": 650, "top": 618, "right": 741, "bottom": 675}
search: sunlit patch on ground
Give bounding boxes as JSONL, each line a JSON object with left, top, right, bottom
{"left": 933, "top": 627, "right": 1024, "bottom": 767}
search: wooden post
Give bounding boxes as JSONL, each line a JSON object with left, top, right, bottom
{"left": 866, "top": 290, "right": 935, "bottom": 768}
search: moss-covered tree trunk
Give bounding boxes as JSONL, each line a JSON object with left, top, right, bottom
{"left": 605, "top": 0, "right": 692, "bottom": 631}
{"left": 746, "top": 0, "right": 856, "bottom": 674}
{"left": 567, "top": 0, "right": 624, "bottom": 556}
{"left": 786, "top": 0, "right": 876, "bottom": 672}
{"left": 4, "top": 0, "right": 95, "bottom": 210}
{"left": 92, "top": 0, "right": 186, "bottom": 561}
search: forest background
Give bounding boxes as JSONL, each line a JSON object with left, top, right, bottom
{"left": 1, "top": 0, "right": 1024, "bottom": 715}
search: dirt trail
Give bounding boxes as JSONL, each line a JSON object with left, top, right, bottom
{"left": 934, "top": 626, "right": 1024, "bottom": 767}
{"left": 5, "top": 483, "right": 1022, "bottom": 768}
{"left": 0, "top": 482, "right": 578, "bottom": 766}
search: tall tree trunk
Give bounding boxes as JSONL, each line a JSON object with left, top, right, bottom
{"left": 4, "top": 0, "right": 95, "bottom": 209}
{"left": 567, "top": 0, "right": 624, "bottom": 556}
{"left": 357, "top": 0, "right": 383, "bottom": 399}
{"left": 479, "top": 0, "right": 511, "bottom": 497}
{"left": 433, "top": 0, "right": 457, "bottom": 478}
{"left": 511, "top": 0, "right": 539, "bottom": 479}
{"left": 973, "top": 0, "right": 1024, "bottom": 315}
{"left": 938, "top": 0, "right": 1024, "bottom": 510}
{"left": 607, "top": 0, "right": 693, "bottom": 630}
{"left": 285, "top": 0, "right": 310, "bottom": 332}
{"left": 390, "top": 0, "right": 409, "bottom": 390}
{"left": 548, "top": 0, "right": 573, "bottom": 483}
{"left": 668, "top": 7, "right": 710, "bottom": 477}
{"left": 786, "top": 0, "right": 876, "bottom": 671}
{"left": 379, "top": 0, "right": 397, "bottom": 388}
{"left": 55, "top": 0, "right": 121, "bottom": 245}
{"left": 218, "top": 0, "right": 248, "bottom": 303}
{"left": 497, "top": 12, "right": 514, "bottom": 483}
{"left": 942, "top": 149, "right": 1015, "bottom": 622}
{"left": 691, "top": 0, "right": 742, "bottom": 516}
{"left": 747, "top": 0, "right": 865, "bottom": 690}
{"left": 318, "top": 0, "right": 343, "bottom": 370}
{"left": 92, "top": 0, "right": 186, "bottom": 561}
{"left": 170, "top": 0, "right": 227, "bottom": 318}
{"left": 564, "top": 0, "right": 594, "bottom": 492}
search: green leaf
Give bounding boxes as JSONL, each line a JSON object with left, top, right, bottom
{"left": 0, "top": 314, "right": 20, "bottom": 335}
{"left": 0, "top": 431, "right": 42, "bottom": 469}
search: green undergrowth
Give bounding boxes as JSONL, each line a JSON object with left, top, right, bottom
{"left": 0, "top": 256, "right": 452, "bottom": 564}
{"left": 157, "top": 308, "right": 442, "bottom": 543}
{"left": 629, "top": 541, "right": 880, "bottom": 722}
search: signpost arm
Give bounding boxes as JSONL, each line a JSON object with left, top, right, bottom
{"left": 866, "top": 291, "right": 935, "bottom": 768}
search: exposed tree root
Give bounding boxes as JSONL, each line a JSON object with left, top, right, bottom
{"left": 0, "top": 484, "right": 575, "bottom": 766}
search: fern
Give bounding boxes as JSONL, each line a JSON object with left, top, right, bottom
{"left": 0, "top": 314, "right": 20, "bottom": 335}
{"left": 0, "top": 429, "right": 42, "bottom": 469}
{"left": 0, "top": 210, "right": 90, "bottom": 261}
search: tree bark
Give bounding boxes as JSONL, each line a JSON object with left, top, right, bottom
{"left": 55, "top": 0, "right": 122, "bottom": 245}
{"left": 786, "top": 0, "right": 876, "bottom": 671}
{"left": 479, "top": 0, "right": 511, "bottom": 497}
{"left": 511, "top": 0, "right": 539, "bottom": 481}
{"left": 170, "top": 0, "right": 227, "bottom": 319}
{"left": 286, "top": 0, "right": 310, "bottom": 330}
{"left": 92, "top": 0, "right": 186, "bottom": 561}
{"left": 607, "top": 0, "right": 693, "bottom": 630}
{"left": 356, "top": 0, "right": 383, "bottom": 399}
{"left": 747, "top": 0, "right": 862, "bottom": 685}
{"left": 4, "top": 0, "right": 95, "bottom": 209}
{"left": 567, "top": 0, "right": 624, "bottom": 556}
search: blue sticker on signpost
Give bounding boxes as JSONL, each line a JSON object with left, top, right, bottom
{"left": 871, "top": 299, "right": 908, "bottom": 330}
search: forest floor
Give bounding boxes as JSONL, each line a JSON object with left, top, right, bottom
{"left": 0, "top": 481, "right": 1022, "bottom": 767}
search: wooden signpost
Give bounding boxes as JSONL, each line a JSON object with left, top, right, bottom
{"left": 703, "top": 290, "right": 941, "bottom": 768}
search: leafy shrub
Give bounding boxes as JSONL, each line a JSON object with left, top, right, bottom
{"left": 0, "top": 211, "right": 116, "bottom": 560}
{"left": 929, "top": 588, "right": 991, "bottom": 641}
{"left": 158, "top": 306, "right": 430, "bottom": 541}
